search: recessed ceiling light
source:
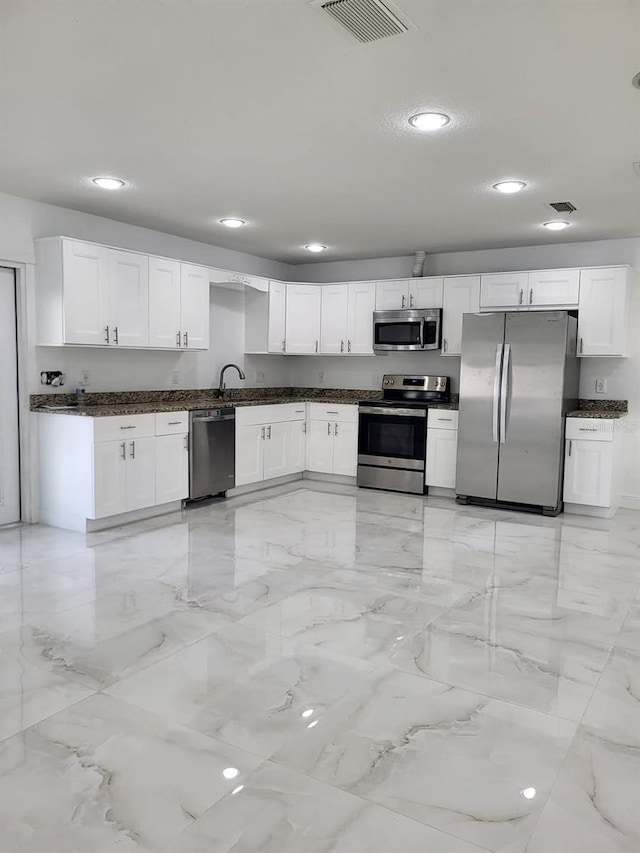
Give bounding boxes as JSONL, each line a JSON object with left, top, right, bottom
{"left": 305, "top": 243, "right": 327, "bottom": 253}
{"left": 632, "top": 71, "right": 640, "bottom": 89}
{"left": 493, "top": 180, "right": 527, "bottom": 194}
{"left": 222, "top": 767, "right": 239, "bottom": 780}
{"left": 408, "top": 112, "right": 450, "bottom": 131}
{"left": 220, "top": 218, "right": 246, "bottom": 228}
{"left": 92, "top": 177, "right": 126, "bottom": 190}
{"left": 521, "top": 787, "right": 537, "bottom": 800}
{"left": 543, "top": 220, "right": 571, "bottom": 231}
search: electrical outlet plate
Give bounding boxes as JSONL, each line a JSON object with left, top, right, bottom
{"left": 318, "top": 370, "right": 325, "bottom": 383}
{"left": 79, "top": 370, "right": 90, "bottom": 387}
{"left": 255, "top": 371, "right": 265, "bottom": 385}
{"left": 595, "top": 378, "right": 607, "bottom": 394}
{"left": 171, "top": 369, "right": 180, "bottom": 386}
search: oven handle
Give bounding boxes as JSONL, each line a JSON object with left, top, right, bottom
{"left": 359, "top": 406, "right": 427, "bottom": 418}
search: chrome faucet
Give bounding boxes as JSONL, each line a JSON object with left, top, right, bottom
{"left": 218, "top": 363, "right": 246, "bottom": 395}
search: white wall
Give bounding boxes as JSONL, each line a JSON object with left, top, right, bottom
{"left": 289, "top": 353, "right": 460, "bottom": 392}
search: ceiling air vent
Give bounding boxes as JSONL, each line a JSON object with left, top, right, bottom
{"left": 319, "top": 0, "right": 409, "bottom": 43}
{"left": 549, "top": 201, "right": 577, "bottom": 214}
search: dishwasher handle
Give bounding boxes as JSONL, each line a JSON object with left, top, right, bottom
{"left": 192, "top": 414, "right": 236, "bottom": 423}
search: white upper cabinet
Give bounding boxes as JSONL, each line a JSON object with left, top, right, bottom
{"left": 285, "top": 284, "right": 322, "bottom": 354}
{"left": 375, "top": 279, "right": 409, "bottom": 310}
{"left": 410, "top": 277, "right": 443, "bottom": 309}
{"left": 480, "top": 272, "right": 529, "bottom": 308}
{"left": 375, "top": 278, "right": 444, "bottom": 310}
{"left": 149, "top": 257, "right": 182, "bottom": 349}
{"left": 441, "top": 276, "right": 480, "bottom": 356}
{"left": 108, "top": 250, "right": 149, "bottom": 347}
{"left": 527, "top": 268, "right": 580, "bottom": 307}
{"left": 180, "top": 264, "right": 210, "bottom": 350}
{"left": 267, "top": 281, "right": 287, "bottom": 353}
{"left": 346, "top": 281, "right": 375, "bottom": 354}
{"left": 578, "top": 267, "right": 629, "bottom": 357}
{"left": 60, "top": 240, "right": 111, "bottom": 345}
{"left": 320, "top": 284, "right": 349, "bottom": 354}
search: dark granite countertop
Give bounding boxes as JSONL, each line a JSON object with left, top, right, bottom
{"left": 566, "top": 399, "right": 628, "bottom": 419}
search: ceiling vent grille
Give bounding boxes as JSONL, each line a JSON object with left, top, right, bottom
{"left": 549, "top": 201, "right": 577, "bottom": 214}
{"left": 320, "top": 0, "right": 409, "bottom": 43}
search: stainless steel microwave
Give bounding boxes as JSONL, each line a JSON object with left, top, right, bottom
{"left": 373, "top": 309, "right": 442, "bottom": 352}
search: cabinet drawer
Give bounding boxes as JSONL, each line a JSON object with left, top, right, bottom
{"left": 155, "top": 411, "right": 188, "bottom": 435}
{"left": 236, "top": 403, "right": 307, "bottom": 427}
{"left": 427, "top": 409, "right": 458, "bottom": 430}
{"left": 307, "top": 403, "right": 358, "bottom": 423}
{"left": 92, "top": 414, "right": 155, "bottom": 442}
{"left": 565, "top": 418, "right": 615, "bottom": 442}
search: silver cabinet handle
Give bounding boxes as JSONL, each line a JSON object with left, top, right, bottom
{"left": 104, "top": 326, "right": 110, "bottom": 344}
{"left": 437, "top": 417, "right": 453, "bottom": 422}
{"left": 120, "top": 441, "right": 126, "bottom": 460}
{"left": 568, "top": 439, "right": 572, "bottom": 456}
{"left": 295, "top": 409, "right": 305, "bottom": 413}
{"left": 348, "top": 340, "right": 351, "bottom": 352}
{"left": 176, "top": 331, "right": 181, "bottom": 347}
{"left": 315, "top": 340, "right": 319, "bottom": 353}
{"left": 327, "top": 422, "right": 331, "bottom": 435}
{"left": 340, "top": 340, "right": 344, "bottom": 353}
{"left": 114, "top": 326, "right": 119, "bottom": 344}
{"left": 518, "top": 289, "right": 523, "bottom": 305}
{"left": 130, "top": 440, "right": 135, "bottom": 459}
{"left": 282, "top": 340, "right": 286, "bottom": 352}
{"left": 442, "top": 338, "right": 448, "bottom": 353}
{"left": 334, "top": 423, "right": 338, "bottom": 436}
{"left": 579, "top": 427, "right": 598, "bottom": 432}
{"left": 326, "top": 411, "right": 339, "bottom": 414}
{"left": 303, "top": 421, "right": 307, "bottom": 434}
{"left": 184, "top": 434, "right": 189, "bottom": 450}
{"left": 579, "top": 337, "right": 584, "bottom": 354}
{"left": 120, "top": 425, "right": 136, "bottom": 430}
{"left": 261, "top": 426, "right": 265, "bottom": 440}
{"left": 401, "top": 294, "right": 406, "bottom": 308}
{"left": 267, "top": 425, "right": 271, "bottom": 439}
{"left": 168, "top": 421, "right": 182, "bottom": 425}
{"left": 409, "top": 294, "right": 414, "bottom": 308}
{"left": 529, "top": 288, "right": 533, "bottom": 305}
{"left": 183, "top": 332, "right": 189, "bottom": 347}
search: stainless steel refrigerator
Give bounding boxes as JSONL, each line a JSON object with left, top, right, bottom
{"left": 456, "top": 311, "right": 578, "bottom": 515}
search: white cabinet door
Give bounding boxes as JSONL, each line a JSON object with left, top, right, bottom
{"left": 108, "top": 250, "right": 149, "bottom": 347}
{"left": 263, "top": 422, "right": 289, "bottom": 480}
{"left": 155, "top": 433, "right": 189, "bottom": 504}
{"left": 320, "top": 283, "right": 349, "bottom": 354}
{"left": 62, "top": 240, "right": 110, "bottom": 345}
{"left": 125, "top": 437, "right": 156, "bottom": 511}
{"left": 267, "top": 281, "right": 287, "bottom": 354}
{"left": 528, "top": 269, "right": 580, "bottom": 308}
{"left": 332, "top": 421, "right": 358, "bottom": 477}
{"left": 375, "top": 280, "right": 408, "bottom": 310}
{"left": 480, "top": 273, "right": 528, "bottom": 309}
{"left": 347, "top": 281, "right": 375, "bottom": 354}
{"left": 149, "top": 257, "right": 182, "bottom": 349}
{"left": 284, "top": 419, "right": 306, "bottom": 475}
{"left": 564, "top": 439, "right": 613, "bottom": 506}
{"left": 93, "top": 440, "right": 128, "bottom": 518}
{"left": 236, "top": 424, "right": 265, "bottom": 486}
{"left": 306, "top": 420, "right": 334, "bottom": 473}
{"left": 441, "top": 276, "right": 480, "bottom": 356}
{"left": 578, "top": 267, "right": 629, "bottom": 357}
{"left": 425, "top": 428, "right": 458, "bottom": 488}
{"left": 410, "top": 277, "right": 443, "bottom": 309}
{"left": 180, "top": 264, "right": 210, "bottom": 350}
{"left": 285, "top": 284, "right": 322, "bottom": 354}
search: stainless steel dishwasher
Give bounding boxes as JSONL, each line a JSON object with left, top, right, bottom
{"left": 189, "top": 408, "right": 236, "bottom": 499}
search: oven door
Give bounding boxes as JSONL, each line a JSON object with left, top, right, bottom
{"left": 373, "top": 316, "right": 424, "bottom": 351}
{"left": 358, "top": 406, "right": 427, "bottom": 470}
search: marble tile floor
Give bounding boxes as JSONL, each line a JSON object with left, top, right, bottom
{"left": 0, "top": 482, "right": 639, "bottom": 852}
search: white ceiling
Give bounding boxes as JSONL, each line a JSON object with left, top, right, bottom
{"left": 1, "top": 0, "right": 639, "bottom": 263}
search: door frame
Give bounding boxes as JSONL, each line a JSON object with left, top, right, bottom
{"left": 0, "top": 260, "right": 35, "bottom": 523}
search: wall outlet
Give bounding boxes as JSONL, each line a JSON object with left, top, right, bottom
{"left": 595, "top": 378, "right": 607, "bottom": 394}
{"left": 255, "top": 371, "right": 265, "bottom": 385}
{"left": 79, "top": 370, "right": 90, "bottom": 387}
{"left": 372, "top": 373, "right": 381, "bottom": 386}
{"left": 318, "top": 370, "right": 325, "bottom": 384}
{"left": 171, "top": 369, "right": 180, "bottom": 386}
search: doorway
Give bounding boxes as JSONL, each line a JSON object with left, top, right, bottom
{"left": 0, "top": 267, "right": 20, "bottom": 524}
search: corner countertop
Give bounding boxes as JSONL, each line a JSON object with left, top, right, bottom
{"left": 566, "top": 399, "right": 628, "bottom": 419}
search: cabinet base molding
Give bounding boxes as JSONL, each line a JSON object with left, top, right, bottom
{"left": 620, "top": 494, "right": 640, "bottom": 511}
{"left": 563, "top": 502, "right": 619, "bottom": 519}
{"left": 40, "top": 499, "right": 183, "bottom": 533}
{"left": 427, "top": 487, "right": 456, "bottom": 498}
{"left": 228, "top": 472, "right": 303, "bottom": 498}
{"left": 303, "top": 471, "right": 357, "bottom": 486}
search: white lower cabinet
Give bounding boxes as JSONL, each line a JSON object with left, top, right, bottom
{"left": 332, "top": 421, "right": 358, "bottom": 476}
{"left": 425, "top": 409, "right": 459, "bottom": 489}
{"left": 563, "top": 417, "right": 623, "bottom": 516}
{"left": 306, "top": 420, "right": 335, "bottom": 473}
{"left": 92, "top": 435, "right": 156, "bottom": 518}
{"left": 155, "top": 433, "right": 189, "bottom": 504}
{"left": 236, "top": 424, "right": 265, "bottom": 487}
{"left": 235, "top": 407, "right": 307, "bottom": 486}
{"left": 306, "top": 405, "right": 358, "bottom": 477}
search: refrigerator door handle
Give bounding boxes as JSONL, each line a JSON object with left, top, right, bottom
{"left": 499, "top": 343, "right": 511, "bottom": 443}
{"left": 492, "top": 344, "right": 503, "bottom": 443}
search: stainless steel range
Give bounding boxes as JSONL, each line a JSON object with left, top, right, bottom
{"left": 357, "top": 374, "right": 451, "bottom": 495}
